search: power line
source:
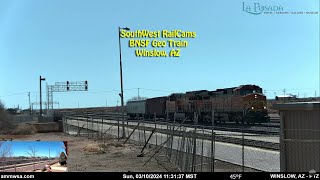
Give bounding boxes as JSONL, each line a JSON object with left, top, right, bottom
{"left": 0, "top": 92, "right": 29, "bottom": 98}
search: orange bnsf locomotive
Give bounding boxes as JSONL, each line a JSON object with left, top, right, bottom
{"left": 127, "top": 85, "right": 270, "bottom": 124}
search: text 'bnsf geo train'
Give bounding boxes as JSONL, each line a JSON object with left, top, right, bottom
{"left": 126, "top": 85, "right": 270, "bottom": 124}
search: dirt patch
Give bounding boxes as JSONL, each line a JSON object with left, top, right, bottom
{"left": 0, "top": 132, "right": 176, "bottom": 172}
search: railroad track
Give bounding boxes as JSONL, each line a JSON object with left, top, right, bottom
{"left": 64, "top": 115, "right": 279, "bottom": 151}
{"left": 64, "top": 112, "right": 279, "bottom": 134}
{"left": 65, "top": 115, "right": 279, "bottom": 135}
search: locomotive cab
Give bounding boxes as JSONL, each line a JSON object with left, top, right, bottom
{"left": 242, "top": 93, "right": 270, "bottom": 124}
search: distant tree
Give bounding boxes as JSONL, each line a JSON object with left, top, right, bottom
{"left": 25, "top": 145, "right": 39, "bottom": 171}
{"left": 0, "top": 100, "right": 5, "bottom": 111}
{"left": 0, "top": 142, "right": 13, "bottom": 166}
{"left": 0, "top": 142, "right": 13, "bottom": 158}
{"left": 55, "top": 151, "right": 61, "bottom": 158}
{"left": 0, "top": 100, "right": 14, "bottom": 134}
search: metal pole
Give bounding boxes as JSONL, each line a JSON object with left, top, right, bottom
{"left": 242, "top": 112, "right": 245, "bottom": 172}
{"left": 28, "top": 92, "right": 31, "bottom": 114}
{"left": 175, "top": 128, "right": 181, "bottom": 168}
{"left": 181, "top": 127, "right": 186, "bottom": 171}
{"left": 211, "top": 109, "right": 215, "bottom": 172}
{"left": 62, "top": 116, "right": 65, "bottom": 133}
{"left": 170, "top": 113, "right": 176, "bottom": 159}
{"left": 124, "top": 122, "right": 140, "bottom": 144}
{"left": 118, "top": 27, "right": 126, "bottom": 139}
{"left": 166, "top": 112, "right": 169, "bottom": 154}
{"left": 101, "top": 115, "right": 104, "bottom": 138}
{"left": 40, "top": 76, "right": 42, "bottom": 120}
{"left": 77, "top": 118, "right": 80, "bottom": 135}
{"left": 91, "top": 116, "right": 94, "bottom": 138}
{"left": 192, "top": 112, "right": 198, "bottom": 172}
{"left": 87, "top": 114, "right": 89, "bottom": 137}
{"left": 143, "top": 116, "right": 146, "bottom": 144}
{"left": 154, "top": 112, "right": 157, "bottom": 145}
{"left": 46, "top": 84, "right": 49, "bottom": 114}
{"left": 39, "top": 76, "right": 45, "bottom": 120}
{"left": 201, "top": 126, "right": 204, "bottom": 172}
{"left": 66, "top": 117, "right": 69, "bottom": 134}
{"left": 117, "top": 116, "right": 120, "bottom": 141}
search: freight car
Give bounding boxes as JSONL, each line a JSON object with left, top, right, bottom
{"left": 126, "top": 99, "right": 146, "bottom": 118}
{"left": 127, "top": 85, "right": 270, "bottom": 124}
{"left": 126, "top": 97, "right": 167, "bottom": 119}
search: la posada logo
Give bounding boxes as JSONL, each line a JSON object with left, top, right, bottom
{"left": 243, "top": 2, "right": 284, "bottom": 15}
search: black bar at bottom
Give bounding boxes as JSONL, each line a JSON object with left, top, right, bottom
{"left": 0, "top": 172, "right": 319, "bottom": 180}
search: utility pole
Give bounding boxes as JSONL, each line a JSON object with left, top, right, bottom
{"left": 46, "top": 83, "right": 49, "bottom": 114}
{"left": 28, "top": 92, "right": 31, "bottom": 114}
{"left": 118, "top": 27, "right": 130, "bottom": 139}
{"left": 36, "top": 95, "right": 37, "bottom": 110}
{"left": 283, "top": 88, "right": 286, "bottom": 103}
{"left": 39, "top": 76, "right": 46, "bottom": 119}
{"left": 138, "top": 88, "right": 140, "bottom": 99}
{"left": 40, "top": 77, "right": 42, "bottom": 116}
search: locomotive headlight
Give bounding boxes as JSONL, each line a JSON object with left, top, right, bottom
{"left": 251, "top": 107, "right": 254, "bottom": 110}
{"left": 254, "top": 95, "right": 257, "bottom": 99}
{"left": 264, "top": 106, "right": 267, "bottom": 109}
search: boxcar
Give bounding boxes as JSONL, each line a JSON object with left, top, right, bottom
{"left": 126, "top": 100, "right": 146, "bottom": 118}
{"left": 145, "top": 96, "right": 167, "bottom": 118}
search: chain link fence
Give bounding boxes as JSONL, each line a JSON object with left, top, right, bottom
{"left": 62, "top": 113, "right": 280, "bottom": 172}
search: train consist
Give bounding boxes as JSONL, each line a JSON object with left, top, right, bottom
{"left": 126, "top": 85, "right": 270, "bottom": 124}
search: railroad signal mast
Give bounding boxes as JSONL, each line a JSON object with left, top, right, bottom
{"left": 47, "top": 81, "right": 88, "bottom": 114}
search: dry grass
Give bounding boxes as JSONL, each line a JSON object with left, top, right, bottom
{"left": 83, "top": 139, "right": 126, "bottom": 154}
{"left": 11, "top": 124, "right": 37, "bottom": 135}
{"left": 83, "top": 143, "right": 101, "bottom": 153}
{"left": 0, "top": 106, "right": 37, "bottom": 135}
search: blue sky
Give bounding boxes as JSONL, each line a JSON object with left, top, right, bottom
{"left": 0, "top": 0, "right": 319, "bottom": 109}
{"left": 0, "top": 141, "right": 65, "bottom": 157}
